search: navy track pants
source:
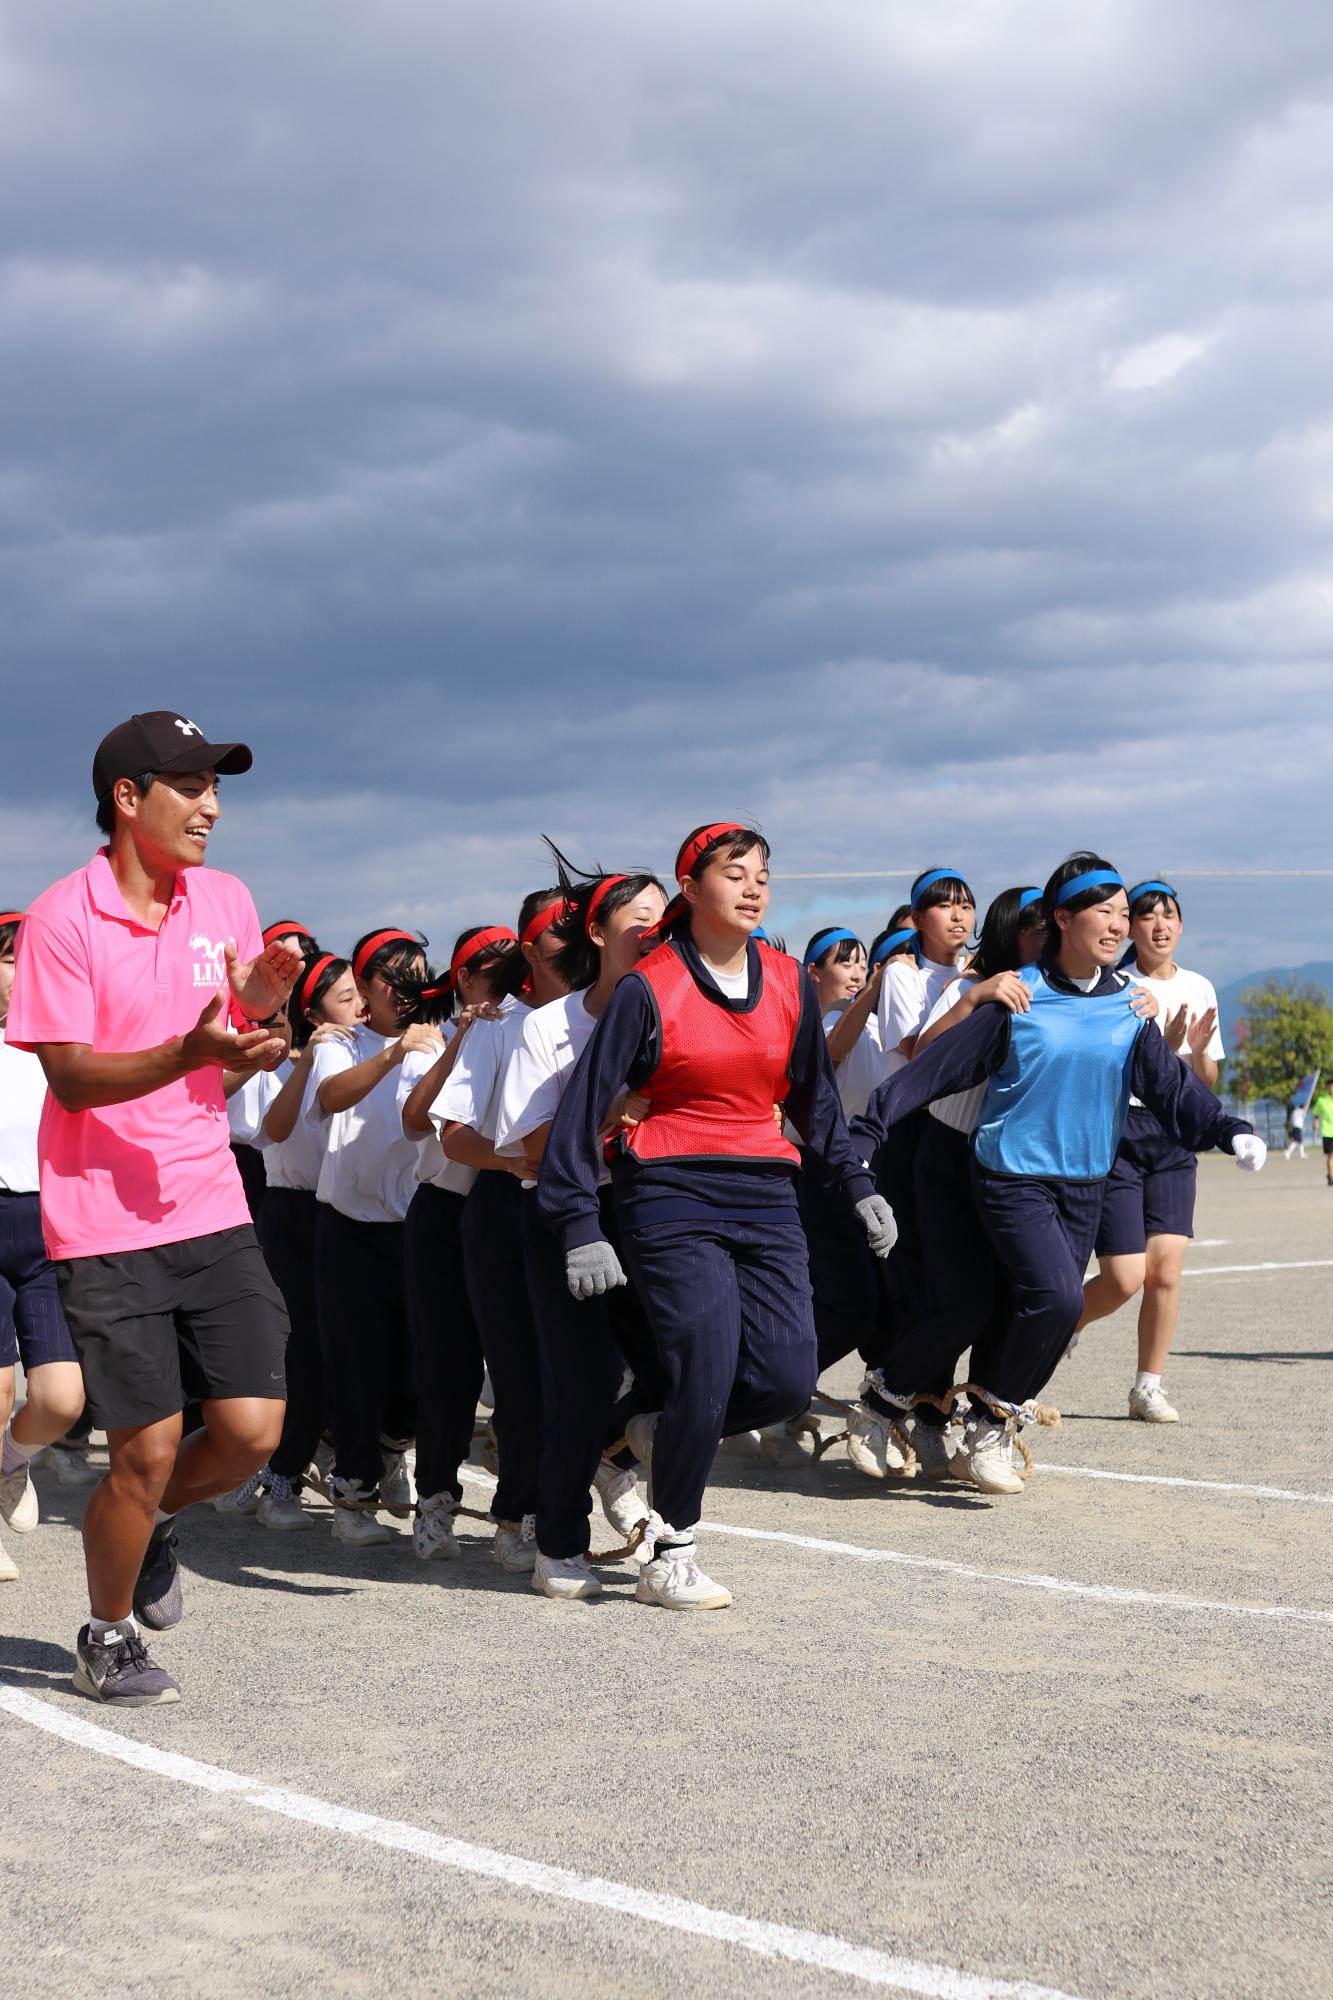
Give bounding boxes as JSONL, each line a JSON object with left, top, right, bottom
{"left": 257, "top": 1187, "right": 326, "bottom": 1486}
{"left": 314, "top": 1207, "right": 415, "bottom": 1497}
{"left": 970, "top": 1162, "right": 1106, "bottom": 1407}
{"left": 403, "top": 1181, "right": 485, "bottom": 1507}
{"left": 461, "top": 1171, "right": 540, "bottom": 1525}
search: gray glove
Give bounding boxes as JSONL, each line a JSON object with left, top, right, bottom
{"left": 855, "top": 1193, "right": 898, "bottom": 1260}
{"left": 565, "top": 1239, "right": 628, "bottom": 1300}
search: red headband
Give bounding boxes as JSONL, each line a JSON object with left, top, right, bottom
{"left": 450, "top": 925, "right": 517, "bottom": 989}
{"left": 0, "top": 912, "right": 23, "bottom": 928}
{"left": 520, "top": 899, "right": 567, "bottom": 949}
{"left": 298, "top": 953, "right": 340, "bottom": 1017}
{"left": 263, "top": 919, "right": 310, "bottom": 947}
{"left": 352, "top": 928, "right": 420, "bottom": 983}
{"left": 675, "top": 822, "right": 747, "bottom": 883}
{"left": 585, "top": 875, "right": 628, "bottom": 937}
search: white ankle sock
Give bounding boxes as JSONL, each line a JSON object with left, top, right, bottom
{"left": 1, "top": 1429, "right": 41, "bottom": 1475}
{"left": 1135, "top": 1371, "right": 1162, "bottom": 1394}
{"left": 89, "top": 1612, "right": 139, "bottom": 1643}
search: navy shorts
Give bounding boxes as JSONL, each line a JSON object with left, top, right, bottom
{"left": 1095, "top": 1108, "right": 1197, "bottom": 1257}
{"left": 0, "top": 1191, "right": 78, "bottom": 1372}
{"left": 55, "top": 1225, "right": 288, "bottom": 1430}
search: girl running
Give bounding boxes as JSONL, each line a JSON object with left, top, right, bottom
{"left": 0, "top": 911, "right": 88, "bottom": 1578}
{"left": 538, "top": 823, "right": 895, "bottom": 1610}
{"left": 494, "top": 855, "right": 666, "bottom": 1600}
{"left": 430, "top": 889, "right": 567, "bottom": 1576}
{"left": 397, "top": 926, "right": 521, "bottom": 1565}
{"left": 1075, "top": 879, "right": 1226, "bottom": 1423}
{"left": 308, "top": 930, "right": 443, "bottom": 1544}
{"left": 852, "top": 856, "right": 1264, "bottom": 1495}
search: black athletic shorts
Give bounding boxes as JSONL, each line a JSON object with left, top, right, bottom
{"left": 55, "top": 1225, "right": 289, "bottom": 1430}
{"left": 1323, "top": 1136, "right": 1333, "bottom": 1157}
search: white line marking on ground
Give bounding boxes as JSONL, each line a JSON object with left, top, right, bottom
{"left": 0, "top": 1688, "right": 1080, "bottom": 2000}
{"left": 1190, "top": 1239, "right": 1228, "bottom": 1248}
{"left": 457, "top": 1471, "right": 1332, "bottom": 1624}
{"left": 1183, "top": 1258, "right": 1333, "bottom": 1277}
{"left": 1034, "top": 1465, "right": 1333, "bottom": 1506}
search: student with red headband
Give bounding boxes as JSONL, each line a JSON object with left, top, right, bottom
{"left": 851, "top": 855, "right": 1263, "bottom": 1495}
{"left": 396, "top": 925, "right": 522, "bottom": 1564}
{"left": 495, "top": 851, "right": 666, "bottom": 1600}
{"left": 430, "top": 889, "right": 568, "bottom": 1576}
{"left": 538, "top": 824, "right": 895, "bottom": 1611}
{"left": 225, "top": 920, "right": 316, "bottom": 1222}
{"left": 212, "top": 952, "right": 364, "bottom": 1528}
{"left": 306, "top": 929, "right": 443, "bottom": 1545}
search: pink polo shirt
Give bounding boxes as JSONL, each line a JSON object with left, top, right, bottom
{"left": 7, "top": 850, "right": 263, "bottom": 1260}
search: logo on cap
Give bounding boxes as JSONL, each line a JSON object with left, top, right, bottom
{"left": 175, "top": 719, "right": 202, "bottom": 738}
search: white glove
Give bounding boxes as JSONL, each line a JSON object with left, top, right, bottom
{"left": 855, "top": 1193, "right": 898, "bottom": 1259}
{"left": 1232, "top": 1133, "right": 1267, "bottom": 1173}
{"left": 565, "top": 1239, "right": 628, "bottom": 1299}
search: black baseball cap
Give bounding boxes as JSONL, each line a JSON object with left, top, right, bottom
{"left": 92, "top": 711, "right": 253, "bottom": 801}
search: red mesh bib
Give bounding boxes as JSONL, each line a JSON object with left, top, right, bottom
{"left": 626, "top": 942, "right": 803, "bottom": 1166}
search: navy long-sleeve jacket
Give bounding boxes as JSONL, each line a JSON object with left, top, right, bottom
{"left": 538, "top": 933, "right": 876, "bottom": 1252}
{"left": 851, "top": 962, "right": 1251, "bottom": 1171}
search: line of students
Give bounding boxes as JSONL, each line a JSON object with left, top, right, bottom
{"left": 1, "top": 837, "right": 1267, "bottom": 1609}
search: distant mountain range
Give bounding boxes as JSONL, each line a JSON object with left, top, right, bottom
{"left": 1213, "top": 961, "right": 1333, "bottom": 1047}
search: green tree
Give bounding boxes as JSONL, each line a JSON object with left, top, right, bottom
{"left": 1230, "top": 978, "right": 1333, "bottom": 1106}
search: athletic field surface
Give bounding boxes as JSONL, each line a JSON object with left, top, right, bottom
{"left": 4, "top": 1155, "right": 1330, "bottom": 2000}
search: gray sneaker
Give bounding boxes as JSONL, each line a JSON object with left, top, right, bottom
{"left": 73, "top": 1624, "right": 180, "bottom": 1706}
{"left": 134, "top": 1521, "right": 184, "bottom": 1631}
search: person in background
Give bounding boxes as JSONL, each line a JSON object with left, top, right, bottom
{"left": 1310, "top": 1080, "right": 1333, "bottom": 1186}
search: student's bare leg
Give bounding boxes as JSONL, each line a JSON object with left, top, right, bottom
{"left": 1136, "top": 1235, "right": 1188, "bottom": 1377}
{"left": 1076, "top": 1253, "right": 1145, "bottom": 1333}
{"left": 158, "top": 1396, "right": 283, "bottom": 1514}
{"left": 9, "top": 1361, "right": 85, "bottom": 1450}
{"left": 0, "top": 1366, "right": 14, "bottom": 1437}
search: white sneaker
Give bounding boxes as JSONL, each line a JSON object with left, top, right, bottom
{"left": 0, "top": 1531, "right": 16, "bottom": 1581}
{"left": 256, "top": 1476, "right": 311, "bottom": 1532}
{"left": 380, "top": 1449, "right": 413, "bottom": 1518}
{"left": 593, "top": 1457, "right": 647, "bottom": 1539}
{"left": 901, "top": 1416, "right": 952, "bottom": 1481}
{"left": 757, "top": 1416, "right": 818, "bottom": 1466}
{"left": 0, "top": 1462, "right": 38, "bottom": 1532}
{"left": 1129, "top": 1383, "right": 1179, "bottom": 1423}
{"left": 305, "top": 1440, "right": 335, "bottom": 1500}
{"left": 43, "top": 1444, "right": 101, "bottom": 1488}
{"left": 413, "top": 1493, "right": 461, "bottom": 1562}
{"left": 212, "top": 1468, "right": 264, "bottom": 1516}
{"left": 624, "top": 1412, "right": 659, "bottom": 1507}
{"left": 845, "top": 1403, "right": 909, "bottom": 1479}
{"left": 961, "top": 1419, "right": 1025, "bottom": 1496}
{"left": 635, "top": 1540, "right": 732, "bottom": 1611}
{"left": 531, "top": 1550, "right": 602, "bottom": 1601}
{"left": 332, "top": 1502, "right": 393, "bottom": 1546}
{"left": 492, "top": 1514, "right": 538, "bottom": 1573}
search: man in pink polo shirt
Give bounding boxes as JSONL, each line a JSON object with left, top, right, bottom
{"left": 8, "top": 710, "right": 301, "bottom": 1707}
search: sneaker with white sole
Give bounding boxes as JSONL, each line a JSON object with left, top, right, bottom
{"left": 845, "top": 1402, "right": 909, "bottom": 1479}
{"left": 624, "top": 1412, "right": 659, "bottom": 1508}
{"left": 413, "top": 1493, "right": 461, "bottom": 1562}
{"left": 0, "top": 1462, "right": 38, "bottom": 1533}
{"left": 1128, "top": 1383, "right": 1180, "bottom": 1423}
{"left": 0, "top": 1532, "right": 16, "bottom": 1582}
{"left": 593, "top": 1457, "right": 647, "bottom": 1539}
{"left": 212, "top": 1469, "right": 264, "bottom": 1515}
{"left": 43, "top": 1443, "right": 100, "bottom": 1488}
{"left": 531, "top": 1550, "right": 602, "bottom": 1600}
{"left": 901, "top": 1416, "right": 953, "bottom": 1481}
{"left": 305, "top": 1440, "right": 335, "bottom": 1499}
{"left": 380, "top": 1449, "right": 413, "bottom": 1518}
{"left": 256, "top": 1475, "right": 310, "bottom": 1532}
{"left": 491, "top": 1514, "right": 537, "bottom": 1573}
{"left": 635, "top": 1540, "right": 732, "bottom": 1611}
{"left": 757, "top": 1416, "right": 818, "bottom": 1466}
{"left": 960, "top": 1419, "right": 1025, "bottom": 1495}
{"left": 134, "top": 1521, "right": 184, "bottom": 1629}
{"left": 332, "top": 1502, "right": 393, "bottom": 1546}
{"left": 72, "top": 1624, "right": 179, "bottom": 1706}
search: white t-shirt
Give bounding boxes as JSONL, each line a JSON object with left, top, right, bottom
{"left": 921, "top": 977, "right": 989, "bottom": 1136}
{"left": 1124, "top": 963, "right": 1224, "bottom": 1108}
{"left": 226, "top": 1067, "right": 283, "bottom": 1148}
{"left": 0, "top": 1023, "right": 47, "bottom": 1193}
{"left": 700, "top": 958, "right": 749, "bottom": 1000}
{"left": 877, "top": 955, "right": 961, "bottom": 1060}
{"left": 821, "top": 1007, "right": 891, "bottom": 1122}
{"left": 396, "top": 1022, "right": 476, "bottom": 1198}
{"left": 431, "top": 996, "right": 528, "bottom": 1145}
{"left": 308, "top": 1024, "right": 432, "bottom": 1224}
{"left": 261, "top": 1057, "right": 329, "bottom": 1192}
{"left": 495, "top": 991, "right": 601, "bottom": 1158}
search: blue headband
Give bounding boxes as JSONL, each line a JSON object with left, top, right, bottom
{"left": 911, "top": 867, "right": 971, "bottom": 909}
{"left": 752, "top": 924, "right": 770, "bottom": 942}
{"left": 806, "top": 926, "right": 860, "bottom": 964}
{"left": 1127, "top": 880, "right": 1179, "bottom": 907}
{"left": 870, "top": 927, "right": 919, "bottom": 968}
{"left": 1053, "top": 868, "right": 1125, "bottom": 909}
{"left": 1019, "top": 887, "right": 1044, "bottom": 911}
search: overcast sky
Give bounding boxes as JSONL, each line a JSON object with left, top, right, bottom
{"left": 4, "top": 1, "right": 1332, "bottom": 982}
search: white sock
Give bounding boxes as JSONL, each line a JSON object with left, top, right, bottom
{"left": 1, "top": 1428, "right": 41, "bottom": 1475}
{"left": 1135, "top": 1371, "right": 1162, "bottom": 1394}
{"left": 89, "top": 1612, "right": 139, "bottom": 1643}
{"left": 153, "top": 1505, "right": 175, "bottom": 1526}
